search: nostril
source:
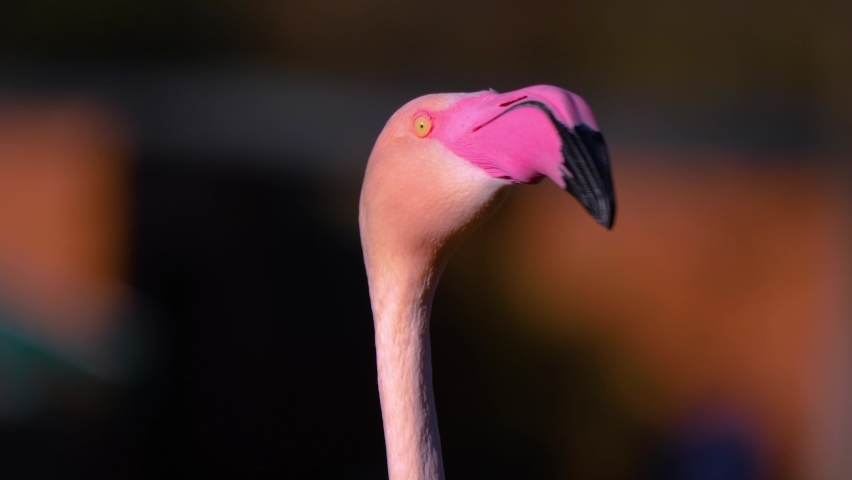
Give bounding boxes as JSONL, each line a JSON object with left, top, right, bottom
{"left": 499, "top": 96, "right": 527, "bottom": 107}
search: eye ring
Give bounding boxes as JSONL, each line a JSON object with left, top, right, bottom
{"left": 413, "top": 115, "right": 433, "bottom": 137}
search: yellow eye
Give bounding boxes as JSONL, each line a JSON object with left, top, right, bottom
{"left": 413, "top": 116, "right": 432, "bottom": 137}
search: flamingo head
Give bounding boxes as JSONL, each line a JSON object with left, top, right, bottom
{"left": 359, "top": 85, "right": 616, "bottom": 271}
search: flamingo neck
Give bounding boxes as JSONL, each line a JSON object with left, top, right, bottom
{"left": 371, "top": 256, "right": 445, "bottom": 480}
{"left": 360, "top": 140, "right": 509, "bottom": 479}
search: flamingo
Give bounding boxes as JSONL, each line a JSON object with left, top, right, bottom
{"left": 359, "top": 85, "right": 616, "bottom": 480}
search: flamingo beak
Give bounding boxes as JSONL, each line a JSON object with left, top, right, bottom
{"left": 469, "top": 86, "right": 617, "bottom": 229}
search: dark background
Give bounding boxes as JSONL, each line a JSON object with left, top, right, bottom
{"left": 0, "top": 1, "right": 850, "bottom": 479}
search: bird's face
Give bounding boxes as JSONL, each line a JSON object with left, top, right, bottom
{"left": 360, "top": 85, "right": 615, "bottom": 270}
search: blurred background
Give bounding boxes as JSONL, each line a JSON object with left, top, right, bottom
{"left": 0, "top": 1, "right": 850, "bottom": 479}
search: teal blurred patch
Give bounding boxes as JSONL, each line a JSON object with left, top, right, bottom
{"left": 0, "top": 301, "right": 155, "bottom": 422}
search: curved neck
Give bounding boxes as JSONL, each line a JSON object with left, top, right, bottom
{"left": 360, "top": 141, "right": 509, "bottom": 479}
{"left": 369, "top": 253, "right": 445, "bottom": 480}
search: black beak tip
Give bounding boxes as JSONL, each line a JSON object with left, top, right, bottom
{"left": 562, "top": 180, "right": 616, "bottom": 230}
{"left": 591, "top": 204, "right": 616, "bottom": 230}
{"left": 558, "top": 124, "right": 616, "bottom": 232}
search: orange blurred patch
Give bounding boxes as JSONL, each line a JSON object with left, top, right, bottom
{"left": 0, "top": 99, "right": 129, "bottom": 345}
{"left": 485, "top": 146, "right": 842, "bottom": 474}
